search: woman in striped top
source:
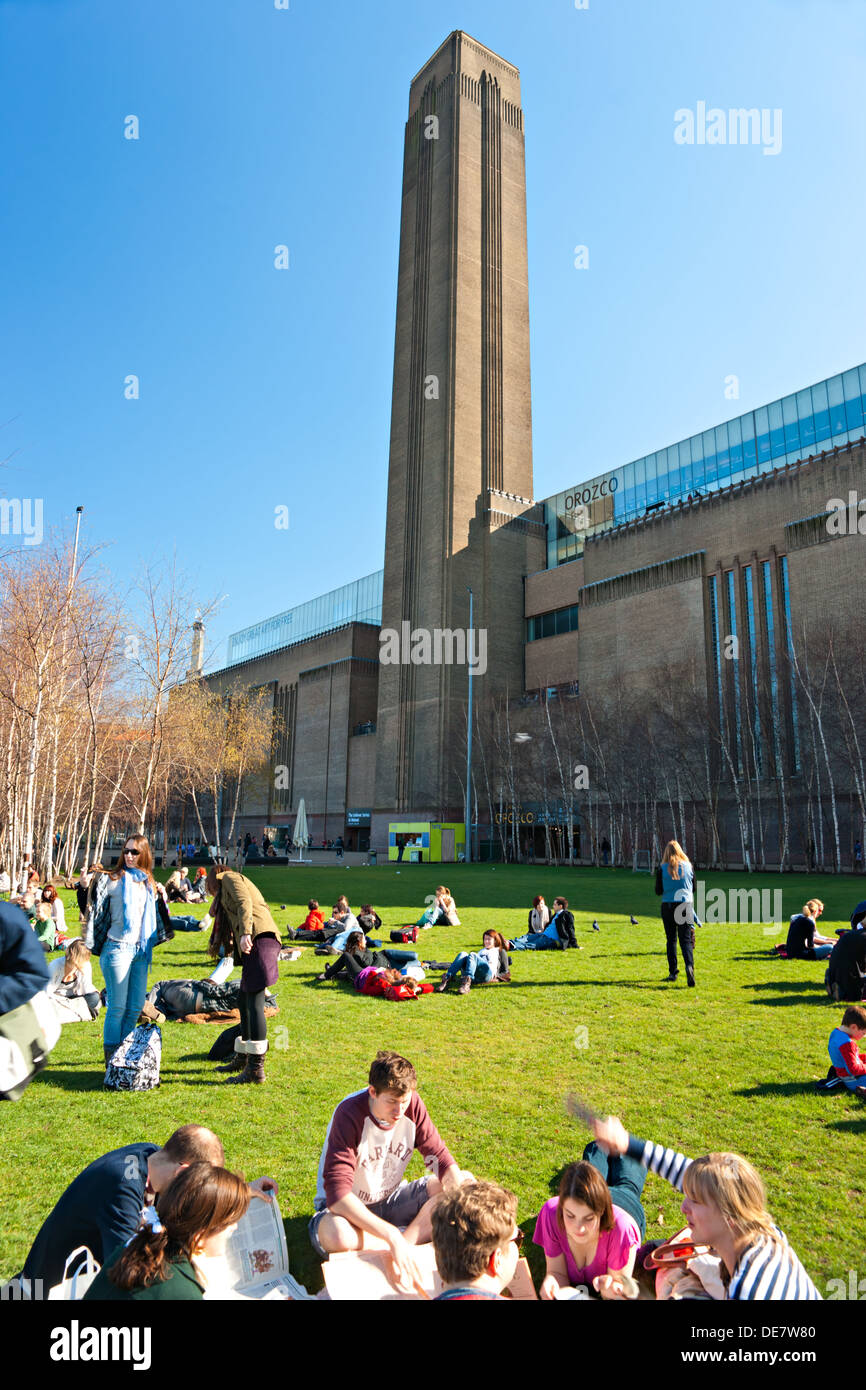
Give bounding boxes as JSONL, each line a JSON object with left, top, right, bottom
{"left": 589, "top": 1114, "right": 820, "bottom": 1300}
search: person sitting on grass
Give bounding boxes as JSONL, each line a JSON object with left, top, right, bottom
{"left": 436, "top": 930, "right": 510, "bottom": 994}
{"left": 535, "top": 1152, "right": 646, "bottom": 1300}
{"left": 33, "top": 900, "right": 57, "bottom": 953}
{"left": 83, "top": 1162, "right": 250, "bottom": 1302}
{"left": 826, "top": 921, "right": 866, "bottom": 1002}
{"left": 41, "top": 885, "right": 67, "bottom": 940}
{"left": 296, "top": 899, "right": 325, "bottom": 938}
{"left": 188, "top": 868, "right": 208, "bottom": 902}
{"left": 432, "top": 1182, "right": 522, "bottom": 1301}
{"left": 828, "top": 1005, "right": 866, "bottom": 1097}
{"left": 527, "top": 894, "right": 550, "bottom": 933}
{"left": 785, "top": 899, "right": 835, "bottom": 960}
{"left": 324, "top": 896, "right": 360, "bottom": 945}
{"left": 48, "top": 938, "right": 100, "bottom": 1023}
{"left": 316, "top": 930, "right": 420, "bottom": 985}
{"left": 12, "top": 1124, "right": 276, "bottom": 1298}
{"left": 415, "top": 886, "right": 460, "bottom": 929}
{"left": 584, "top": 1111, "right": 820, "bottom": 1299}
{"left": 509, "top": 896, "right": 578, "bottom": 951}
{"left": 309, "top": 1050, "right": 472, "bottom": 1294}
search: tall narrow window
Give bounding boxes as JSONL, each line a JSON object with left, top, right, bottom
{"left": 708, "top": 576, "right": 725, "bottom": 744}
{"left": 743, "top": 566, "right": 762, "bottom": 777}
{"left": 725, "top": 571, "right": 741, "bottom": 772}
{"left": 779, "top": 555, "right": 801, "bottom": 773}
{"left": 762, "top": 561, "right": 782, "bottom": 776}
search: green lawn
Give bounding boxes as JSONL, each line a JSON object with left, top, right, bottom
{"left": 2, "top": 865, "right": 863, "bottom": 1294}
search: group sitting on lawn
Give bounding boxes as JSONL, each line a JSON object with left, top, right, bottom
{"left": 7, "top": 1049, "right": 822, "bottom": 1302}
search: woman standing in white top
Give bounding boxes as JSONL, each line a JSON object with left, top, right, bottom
{"left": 99, "top": 834, "right": 159, "bottom": 1065}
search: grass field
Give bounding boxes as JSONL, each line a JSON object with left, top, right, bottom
{"left": 2, "top": 864, "right": 864, "bottom": 1295}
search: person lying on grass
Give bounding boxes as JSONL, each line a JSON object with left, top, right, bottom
{"left": 309, "top": 1050, "right": 473, "bottom": 1294}
{"left": 316, "top": 930, "right": 420, "bottom": 984}
{"left": 535, "top": 1153, "right": 645, "bottom": 1300}
{"left": 354, "top": 965, "right": 434, "bottom": 1000}
{"left": 436, "top": 930, "right": 511, "bottom": 994}
{"left": 584, "top": 1111, "right": 820, "bottom": 1299}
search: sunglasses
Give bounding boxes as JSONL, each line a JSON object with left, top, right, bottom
{"left": 124, "top": 848, "right": 141, "bottom": 857}
{"left": 510, "top": 1228, "right": 525, "bottom": 1249}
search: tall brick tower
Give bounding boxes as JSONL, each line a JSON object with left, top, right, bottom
{"left": 373, "top": 32, "right": 544, "bottom": 840}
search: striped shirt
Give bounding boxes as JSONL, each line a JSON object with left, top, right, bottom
{"left": 626, "top": 1134, "right": 821, "bottom": 1301}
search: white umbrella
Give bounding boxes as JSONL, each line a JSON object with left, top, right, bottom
{"left": 292, "top": 800, "right": 309, "bottom": 862}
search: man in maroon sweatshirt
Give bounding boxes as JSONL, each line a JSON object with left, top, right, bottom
{"left": 309, "top": 1049, "right": 471, "bottom": 1294}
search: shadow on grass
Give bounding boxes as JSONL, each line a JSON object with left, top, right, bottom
{"left": 503, "top": 979, "right": 673, "bottom": 992}
{"left": 283, "top": 1212, "right": 325, "bottom": 1294}
{"left": 825, "top": 1115, "right": 866, "bottom": 1135}
{"left": 733, "top": 1081, "right": 823, "bottom": 1098}
{"left": 746, "top": 980, "right": 831, "bottom": 1006}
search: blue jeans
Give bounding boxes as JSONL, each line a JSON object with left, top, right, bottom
{"left": 445, "top": 951, "right": 494, "bottom": 982}
{"left": 814, "top": 944, "right": 833, "bottom": 959}
{"left": 583, "top": 1140, "right": 648, "bottom": 1240}
{"left": 170, "top": 915, "right": 202, "bottom": 931}
{"left": 384, "top": 949, "right": 420, "bottom": 967}
{"left": 101, "top": 940, "right": 152, "bottom": 1048}
{"left": 510, "top": 932, "right": 558, "bottom": 950}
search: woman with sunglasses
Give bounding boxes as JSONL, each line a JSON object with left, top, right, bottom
{"left": 86, "top": 834, "right": 160, "bottom": 1066}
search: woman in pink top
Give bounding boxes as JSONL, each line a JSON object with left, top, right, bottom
{"left": 534, "top": 1158, "right": 643, "bottom": 1299}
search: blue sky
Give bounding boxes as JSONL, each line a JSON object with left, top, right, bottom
{"left": 2, "top": 0, "right": 864, "bottom": 669}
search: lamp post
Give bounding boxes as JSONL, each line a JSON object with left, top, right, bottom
{"left": 465, "top": 586, "right": 473, "bottom": 864}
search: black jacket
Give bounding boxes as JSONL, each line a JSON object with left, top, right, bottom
{"left": 324, "top": 947, "right": 391, "bottom": 982}
{"left": 19, "top": 1142, "right": 158, "bottom": 1293}
{"left": 552, "top": 909, "right": 577, "bottom": 948}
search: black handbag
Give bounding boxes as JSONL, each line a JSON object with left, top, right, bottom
{"left": 654, "top": 866, "right": 664, "bottom": 896}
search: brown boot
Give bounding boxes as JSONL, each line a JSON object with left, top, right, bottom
{"left": 103, "top": 1044, "right": 115, "bottom": 1067}
{"left": 226, "top": 1056, "right": 266, "bottom": 1085}
{"left": 225, "top": 1060, "right": 253, "bottom": 1084}
{"left": 215, "top": 1053, "right": 246, "bottom": 1073}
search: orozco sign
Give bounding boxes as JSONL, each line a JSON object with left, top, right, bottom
{"left": 564, "top": 476, "right": 618, "bottom": 511}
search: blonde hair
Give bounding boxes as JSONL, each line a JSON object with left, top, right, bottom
{"left": 803, "top": 899, "right": 824, "bottom": 918}
{"left": 661, "top": 840, "right": 690, "bottom": 879}
{"left": 64, "top": 939, "right": 91, "bottom": 973}
{"left": 683, "top": 1153, "right": 777, "bottom": 1245}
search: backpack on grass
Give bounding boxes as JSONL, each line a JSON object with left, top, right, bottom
{"left": 390, "top": 926, "right": 419, "bottom": 944}
{"left": 104, "top": 1023, "right": 161, "bottom": 1091}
